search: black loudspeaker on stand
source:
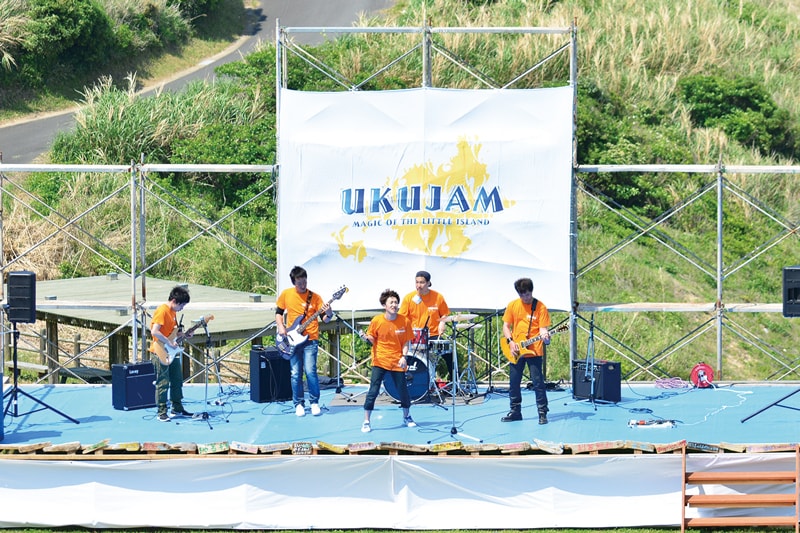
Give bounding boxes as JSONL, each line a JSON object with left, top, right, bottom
{"left": 112, "top": 362, "right": 157, "bottom": 410}
{"left": 572, "top": 359, "right": 621, "bottom": 403}
{"left": 250, "top": 346, "right": 291, "bottom": 403}
{"left": 3, "top": 271, "right": 79, "bottom": 426}
{"left": 7, "top": 271, "right": 37, "bottom": 323}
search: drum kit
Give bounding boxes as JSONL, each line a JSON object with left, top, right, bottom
{"left": 383, "top": 313, "right": 481, "bottom": 404}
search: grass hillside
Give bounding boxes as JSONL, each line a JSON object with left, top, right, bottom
{"left": 5, "top": 0, "right": 800, "bottom": 383}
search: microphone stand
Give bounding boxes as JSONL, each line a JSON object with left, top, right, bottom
{"left": 427, "top": 320, "right": 482, "bottom": 444}
{"left": 193, "top": 322, "right": 216, "bottom": 429}
{"left": 332, "top": 313, "right": 367, "bottom": 403}
{"left": 466, "top": 309, "right": 506, "bottom": 403}
{"left": 573, "top": 314, "right": 598, "bottom": 411}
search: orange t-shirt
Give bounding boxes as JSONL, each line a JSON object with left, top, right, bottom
{"left": 366, "top": 313, "right": 414, "bottom": 371}
{"left": 276, "top": 288, "right": 325, "bottom": 341}
{"left": 502, "top": 298, "right": 551, "bottom": 357}
{"left": 399, "top": 289, "right": 450, "bottom": 335}
{"left": 149, "top": 303, "right": 177, "bottom": 354}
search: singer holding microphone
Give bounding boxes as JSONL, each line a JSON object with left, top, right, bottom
{"left": 399, "top": 271, "right": 451, "bottom": 384}
{"left": 359, "top": 289, "right": 416, "bottom": 433}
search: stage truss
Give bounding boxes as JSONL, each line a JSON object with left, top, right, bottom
{"left": 0, "top": 24, "right": 798, "bottom": 389}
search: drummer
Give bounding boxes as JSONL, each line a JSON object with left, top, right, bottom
{"left": 399, "top": 271, "right": 451, "bottom": 383}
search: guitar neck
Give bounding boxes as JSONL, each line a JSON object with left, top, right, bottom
{"left": 179, "top": 318, "right": 209, "bottom": 340}
{"left": 520, "top": 334, "right": 543, "bottom": 349}
{"left": 297, "top": 297, "right": 334, "bottom": 332}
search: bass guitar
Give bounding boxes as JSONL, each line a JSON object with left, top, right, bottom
{"left": 152, "top": 314, "right": 215, "bottom": 365}
{"left": 275, "top": 286, "right": 348, "bottom": 359}
{"left": 501, "top": 323, "right": 569, "bottom": 364}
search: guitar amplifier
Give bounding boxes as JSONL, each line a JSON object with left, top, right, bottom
{"left": 572, "top": 359, "right": 621, "bottom": 403}
{"left": 250, "top": 346, "right": 292, "bottom": 403}
{"left": 112, "top": 361, "right": 157, "bottom": 410}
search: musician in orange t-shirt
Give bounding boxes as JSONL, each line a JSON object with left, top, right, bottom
{"left": 150, "top": 285, "right": 192, "bottom": 422}
{"left": 399, "top": 270, "right": 452, "bottom": 383}
{"left": 501, "top": 277, "right": 551, "bottom": 425}
{"left": 359, "top": 289, "right": 416, "bottom": 433}
{"left": 275, "top": 266, "right": 332, "bottom": 417}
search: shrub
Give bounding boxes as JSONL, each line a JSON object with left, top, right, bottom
{"left": 677, "top": 74, "right": 799, "bottom": 159}
{"left": 23, "top": 0, "right": 115, "bottom": 73}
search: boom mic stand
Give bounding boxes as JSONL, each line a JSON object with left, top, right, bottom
{"left": 574, "top": 314, "right": 598, "bottom": 411}
{"left": 333, "top": 313, "right": 367, "bottom": 403}
{"left": 194, "top": 320, "right": 224, "bottom": 429}
{"left": 3, "top": 321, "right": 79, "bottom": 424}
{"left": 427, "top": 320, "right": 482, "bottom": 444}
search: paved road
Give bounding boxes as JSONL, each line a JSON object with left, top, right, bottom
{"left": 0, "top": 0, "right": 394, "bottom": 164}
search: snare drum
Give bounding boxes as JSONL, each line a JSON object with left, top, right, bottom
{"left": 383, "top": 356, "right": 428, "bottom": 402}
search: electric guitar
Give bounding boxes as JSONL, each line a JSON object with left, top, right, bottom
{"left": 501, "top": 323, "right": 569, "bottom": 364}
{"left": 152, "top": 315, "right": 215, "bottom": 365}
{"left": 275, "top": 286, "right": 348, "bottom": 359}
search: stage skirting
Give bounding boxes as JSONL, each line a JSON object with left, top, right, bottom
{"left": 0, "top": 452, "right": 797, "bottom": 529}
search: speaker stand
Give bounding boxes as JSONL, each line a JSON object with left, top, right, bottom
{"left": 3, "top": 324, "right": 79, "bottom": 424}
{"left": 741, "top": 387, "right": 800, "bottom": 423}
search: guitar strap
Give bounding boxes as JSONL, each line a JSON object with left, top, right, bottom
{"left": 526, "top": 298, "right": 539, "bottom": 338}
{"left": 300, "top": 291, "right": 313, "bottom": 322}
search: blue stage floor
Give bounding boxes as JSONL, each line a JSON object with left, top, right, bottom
{"left": 2, "top": 381, "right": 800, "bottom": 451}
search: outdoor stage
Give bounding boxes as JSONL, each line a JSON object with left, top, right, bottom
{"left": 1, "top": 379, "right": 799, "bottom": 529}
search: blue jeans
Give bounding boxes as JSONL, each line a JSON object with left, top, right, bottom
{"left": 290, "top": 340, "right": 320, "bottom": 407}
{"left": 509, "top": 355, "right": 547, "bottom": 413}
{"left": 364, "top": 366, "right": 410, "bottom": 410}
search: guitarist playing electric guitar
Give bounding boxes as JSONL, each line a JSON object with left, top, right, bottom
{"left": 500, "top": 277, "right": 552, "bottom": 425}
{"left": 149, "top": 285, "right": 194, "bottom": 422}
{"left": 275, "top": 266, "right": 339, "bottom": 418}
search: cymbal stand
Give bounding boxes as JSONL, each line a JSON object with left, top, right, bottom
{"left": 427, "top": 321, "right": 482, "bottom": 444}
{"left": 457, "top": 323, "right": 479, "bottom": 396}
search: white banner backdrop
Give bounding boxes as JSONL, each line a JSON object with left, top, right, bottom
{"left": 278, "top": 87, "right": 572, "bottom": 311}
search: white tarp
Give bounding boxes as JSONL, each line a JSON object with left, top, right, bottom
{"left": 277, "top": 87, "right": 572, "bottom": 311}
{"left": 3, "top": 453, "right": 797, "bottom": 529}
{"left": 0, "top": 455, "right": 684, "bottom": 529}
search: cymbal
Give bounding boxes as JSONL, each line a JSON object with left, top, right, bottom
{"left": 456, "top": 322, "right": 482, "bottom": 330}
{"left": 441, "top": 313, "right": 478, "bottom": 323}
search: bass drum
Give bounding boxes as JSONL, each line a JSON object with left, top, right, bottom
{"left": 383, "top": 356, "right": 429, "bottom": 402}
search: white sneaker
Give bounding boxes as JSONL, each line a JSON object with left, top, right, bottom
{"left": 403, "top": 415, "right": 417, "bottom": 428}
{"left": 361, "top": 421, "right": 371, "bottom": 433}
{"left": 311, "top": 403, "right": 321, "bottom": 416}
{"left": 295, "top": 404, "right": 305, "bottom": 417}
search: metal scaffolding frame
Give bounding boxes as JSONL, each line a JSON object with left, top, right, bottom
{"left": 0, "top": 24, "right": 799, "bottom": 386}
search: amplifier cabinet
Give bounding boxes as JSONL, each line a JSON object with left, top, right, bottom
{"left": 112, "top": 361, "right": 157, "bottom": 410}
{"left": 572, "top": 359, "right": 621, "bottom": 403}
{"left": 250, "top": 347, "right": 292, "bottom": 403}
